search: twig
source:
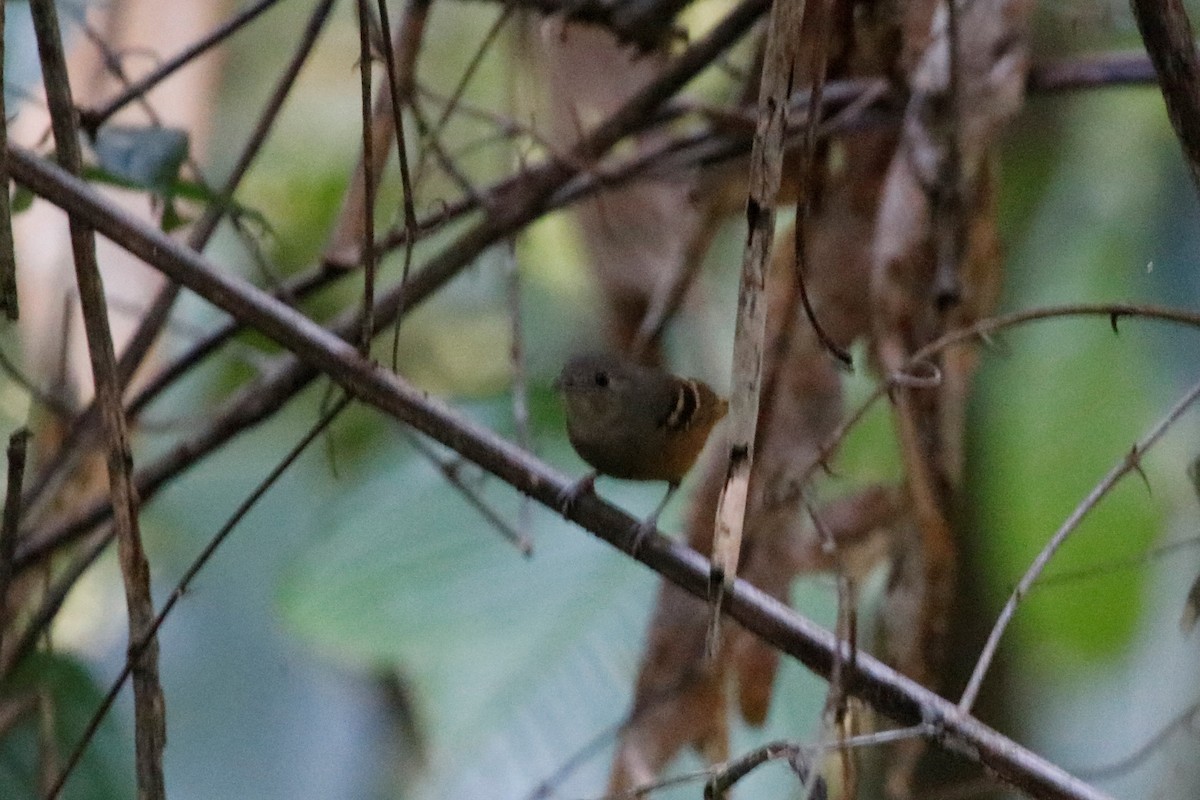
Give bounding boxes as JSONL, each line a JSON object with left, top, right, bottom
{"left": 29, "top": 1, "right": 165, "bottom": 797}
{"left": 403, "top": 430, "right": 533, "bottom": 555}
{"left": 931, "top": 0, "right": 967, "bottom": 308}
{"left": 356, "top": 0, "right": 378, "bottom": 355}
{"left": 324, "top": 0, "right": 429, "bottom": 268}
{"left": 791, "top": 303, "right": 1200, "bottom": 493}
{"left": 78, "top": 0, "right": 286, "bottom": 134}
{"left": 805, "top": 492, "right": 857, "bottom": 792}
{"left": 613, "top": 727, "right": 927, "bottom": 800}
{"left": 1033, "top": 534, "right": 1200, "bottom": 592}
{"left": 958, "top": 373, "right": 1200, "bottom": 713}
{"left": 413, "top": 4, "right": 512, "bottom": 188}
{"left": 791, "top": 0, "right": 849, "bottom": 366}
{"left": 1129, "top": 0, "right": 1200, "bottom": 194}
{"left": 0, "top": 344, "right": 71, "bottom": 415}
{"left": 709, "top": 0, "right": 807, "bottom": 653}
{"left": 373, "top": 0, "right": 420, "bottom": 366}
{"left": 0, "top": 527, "right": 108, "bottom": 679}
{"left": 125, "top": 267, "right": 336, "bottom": 419}
{"left": 1074, "top": 699, "right": 1200, "bottom": 780}
{"left": 6, "top": 143, "right": 1110, "bottom": 800}
{"left": 504, "top": 242, "right": 534, "bottom": 547}
{"left": 704, "top": 740, "right": 824, "bottom": 800}
{"left": 1027, "top": 50, "right": 1155, "bottom": 93}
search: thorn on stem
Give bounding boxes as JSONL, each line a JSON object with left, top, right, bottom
{"left": 1128, "top": 445, "right": 1151, "bottom": 493}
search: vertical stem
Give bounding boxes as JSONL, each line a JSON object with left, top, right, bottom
{"left": 710, "top": 0, "right": 806, "bottom": 648}
{"left": 28, "top": 2, "right": 165, "bottom": 797}
{"left": 356, "top": 0, "right": 377, "bottom": 354}
{"left": 0, "top": 428, "right": 29, "bottom": 657}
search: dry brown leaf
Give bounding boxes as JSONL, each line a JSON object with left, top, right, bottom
{"left": 604, "top": 0, "right": 1032, "bottom": 795}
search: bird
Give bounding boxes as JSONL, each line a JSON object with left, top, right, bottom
{"left": 553, "top": 353, "right": 728, "bottom": 551}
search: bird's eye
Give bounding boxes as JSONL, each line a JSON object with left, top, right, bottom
{"left": 594, "top": 371, "right": 609, "bottom": 387}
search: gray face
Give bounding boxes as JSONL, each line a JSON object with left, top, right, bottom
{"left": 554, "top": 354, "right": 640, "bottom": 438}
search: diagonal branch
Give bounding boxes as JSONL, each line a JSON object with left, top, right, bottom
{"left": 958, "top": 373, "right": 1200, "bottom": 713}
{"left": 77, "top": 0, "right": 287, "bottom": 135}
{"left": 8, "top": 144, "right": 1110, "bottom": 800}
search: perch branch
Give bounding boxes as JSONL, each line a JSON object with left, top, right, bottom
{"left": 8, "top": 144, "right": 1109, "bottom": 800}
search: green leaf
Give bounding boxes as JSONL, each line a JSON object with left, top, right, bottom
{"left": 0, "top": 652, "right": 132, "bottom": 800}
{"left": 10, "top": 186, "right": 33, "bottom": 214}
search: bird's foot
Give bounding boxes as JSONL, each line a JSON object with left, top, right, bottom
{"left": 629, "top": 483, "right": 675, "bottom": 554}
{"left": 556, "top": 472, "right": 596, "bottom": 516}
{"left": 629, "top": 517, "right": 658, "bottom": 554}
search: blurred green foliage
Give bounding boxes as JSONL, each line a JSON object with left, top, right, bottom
{"left": 0, "top": 654, "right": 131, "bottom": 800}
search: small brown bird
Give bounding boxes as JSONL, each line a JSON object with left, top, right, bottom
{"left": 554, "top": 353, "right": 728, "bottom": 550}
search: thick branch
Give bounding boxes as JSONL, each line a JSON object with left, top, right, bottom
{"left": 8, "top": 145, "right": 1109, "bottom": 800}
{"left": 1130, "top": 0, "right": 1200, "bottom": 193}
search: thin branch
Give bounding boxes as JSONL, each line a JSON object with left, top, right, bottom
{"left": 791, "top": 0, "right": 850, "bottom": 366}
{"left": 805, "top": 491, "right": 857, "bottom": 792}
{"left": 412, "top": 4, "right": 511, "bottom": 189}
{"left": 324, "top": 0, "right": 429, "bottom": 268}
{"left": 704, "top": 741, "right": 824, "bottom": 800}
{"left": 124, "top": 267, "right": 336, "bottom": 419}
{"left": 403, "top": 430, "right": 533, "bottom": 555}
{"left": 373, "top": 0, "right": 420, "bottom": 365}
{"left": 958, "top": 373, "right": 1200, "bottom": 713}
{"left": 356, "top": 0, "right": 378, "bottom": 355}
{"left": 1074, "top": 700, "right": 1200, "bottom": 781}
{"left": 1034, "top": 534, "right": 1200, "bottom": 592}
{"left": 504, "top": 242, "right": 534, "bottom": 547}
{"left": 791, "top": 303, "right": 1200, "bottom": 493}
{"left": 0, "top": 344, "right": 71, "bottom": 415}
{"left": 1027, "top": 50, "right": 1156, "bottom": 93}
{"left": 78, "top": 0, "right": 287, "bottom": 135}
{"left": 29, "top": 0, "right": 164, "bottom": 796}
{"left": 7, "top": 145, "right": 1111, "bottom": 800}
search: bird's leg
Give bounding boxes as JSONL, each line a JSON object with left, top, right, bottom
{"left": 631, "top": 481, "right": 679, "bottom": 553}
{"left": 556, "top": 471, "right": 597, "bottom": 515}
